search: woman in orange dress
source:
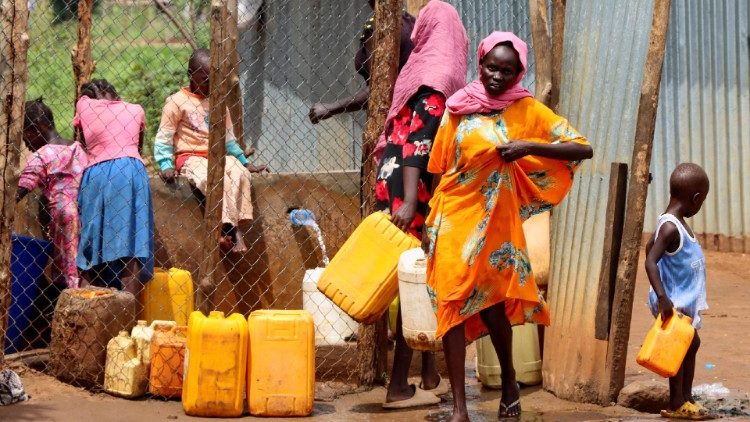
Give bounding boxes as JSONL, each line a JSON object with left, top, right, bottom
{"left": 424, "top": 32, "right": 592, "bottom": 420}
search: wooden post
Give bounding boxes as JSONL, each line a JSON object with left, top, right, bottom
{"left": 529, "top": 0, "right": 552, "bottom": 106}
{"left": 225, "top": 0, "right": 244, "bottom": 149}
{"left": 604, "top": 0, "right": 671, "bottom": 403}
{"left": 0, "top": 0, "right": 30, "bottom": 367}
{"left": 71, "top": 0, "right": 95, "bottom": 100}
{"left": 197, "top": 0, "right": 230, "bottom": 313}
{"left": 594, "top": 162, "right": 628, "bottom": 341}
{"left": 357, "top": 0, "right": 402, "bottom": 386}
{"left": 550, "top": 0, "right": 566, "bottom": 111}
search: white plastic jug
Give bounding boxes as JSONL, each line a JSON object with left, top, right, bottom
{"left": 302, "top": 268, "right": 358, "bottom": 345}
{"left": 398, "top": 248, "right": 441, "bottom": 351}
{"left": 130, "top": 319, "right": 177, "bottom": 365}
{"left": 475, "top": 323, "right": 542, "bottom": 387}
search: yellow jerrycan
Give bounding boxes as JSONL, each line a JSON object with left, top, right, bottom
{"left": 140, "top": 267, "right": 194, "bottom": 326}
{"left": 522, "top": 212, "right": 550, "bottom": 286}
{"left": 183, "top": 311, "right": 248, "bottom": 417}
{"left": 247, "top": 310, "right": 315, "bottom": 417}
{"left": 317, "top": 212, "right": 420, "bottom": 323}
{"left": 103, "top": 331, "right": 148, "bottom": 398}
{"left": 475, "top": 323, "right": 542, "bottom": 387}
{"left": 636, "top": 312, "right": 695, "bottom": 378}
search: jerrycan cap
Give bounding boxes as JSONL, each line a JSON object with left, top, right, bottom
{"left": 414, "top": 258, "right": 427, "bottom": 269}
{"left": 119, "top": 331, "right": 129, "bottom": 337}
{"left": 136, "top": 320, "right": 147, "bottom": 326}
{"left": 209, "top": 311, "right": 225, "bottom": 319}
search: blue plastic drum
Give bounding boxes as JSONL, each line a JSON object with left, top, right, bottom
{"left": 5, "top": 234, "right": 52, "bottom": 354}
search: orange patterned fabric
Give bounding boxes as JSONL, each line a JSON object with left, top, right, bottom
{"left": 425, "top": 97, "right": 589, "bottom": 341}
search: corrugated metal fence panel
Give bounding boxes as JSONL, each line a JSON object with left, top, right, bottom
{"left": 240, "top": 0, "right": 536, "bottom": 173}
{"left": 646, "top": 0, "right": 750, "bottom": 252}
{"left": 544, "top": 0, "right": 655, "bottom": 403}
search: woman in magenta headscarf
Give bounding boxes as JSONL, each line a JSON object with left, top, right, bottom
{"left": 375, "top": 0, "right": 468, "bottom": 409}
{"left": 425, "top": 32, "right": 592, "bottom": 420}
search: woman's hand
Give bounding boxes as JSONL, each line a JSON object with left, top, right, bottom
{"left": 497, "top": 141, "right": 533, "bottom": 162}
{"left": 421, "top": 226, "right": 430, "bottom": 254}
{"left": 391, "top": 201, "right": 417, "bottom": 233}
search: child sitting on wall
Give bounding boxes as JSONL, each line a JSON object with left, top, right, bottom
{"left": 153, "top": 48, "right": 268, "bottom": 254}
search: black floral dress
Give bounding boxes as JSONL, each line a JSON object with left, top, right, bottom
{"left": 375, "top": 87, "right": 446, "bottom": 239}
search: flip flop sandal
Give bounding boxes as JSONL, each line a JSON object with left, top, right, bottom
{"left": 660, "top": 401, "right": 716, "bottom": 420}
{"left": 382, "top": 385, "right": 441, "bottom": 409}
{"left": 498, "top": 398, "right": 521, "bottom": 419}
{"left": 419, "top": 377, "right": 450, "bottom": 397}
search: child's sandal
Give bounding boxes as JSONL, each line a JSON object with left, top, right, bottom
{"left": 660, "top": 401, "right": 716, "bottom": 420}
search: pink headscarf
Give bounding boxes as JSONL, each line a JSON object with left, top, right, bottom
{"left": 445, "top": 31, "right": 533, "bottom": 115}
{"left": 373, "top": 0, "right": 468, "bottom": 164}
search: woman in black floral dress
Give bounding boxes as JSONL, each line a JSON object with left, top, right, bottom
{"left": 376, "top": 88, "right": 445, "bottom": 238}
{"left": 374, "top": 1, "right": 469, "bottom": 409}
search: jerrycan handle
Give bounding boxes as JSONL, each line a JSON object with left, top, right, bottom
{"left": 656, "top": 309, "right": 683, "bottom": 330}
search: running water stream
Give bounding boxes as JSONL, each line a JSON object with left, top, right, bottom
{"left": 289, "top": 208, "right": 330, "bottom": 266}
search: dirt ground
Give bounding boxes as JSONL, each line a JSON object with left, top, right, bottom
{"left": 1, "top": 250, "right": 748, "bottom": 421}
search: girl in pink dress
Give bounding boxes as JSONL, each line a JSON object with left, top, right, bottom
{"left": 17, "top": 98, "right": 88, "bottom": 289}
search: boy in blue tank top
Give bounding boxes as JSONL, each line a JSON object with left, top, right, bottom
{"left": 645, "top": 163, "right": 714, "bottom": 420}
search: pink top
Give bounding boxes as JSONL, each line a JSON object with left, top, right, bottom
{"left": 18, "top": 142, "right": 88, "bottom": 209}
{"left": 73, "top": 96, "right": 145, "bottom": 167}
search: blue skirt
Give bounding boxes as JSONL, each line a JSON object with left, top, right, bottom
{"left": 77, "top": 157, "right": 154, "bottom": 283}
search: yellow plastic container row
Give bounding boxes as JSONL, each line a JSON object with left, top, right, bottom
{"left": 318, "top": 212, "right": 420, "bottom": 323}
{"left": 636, "top": 312, "right": 695, "bottom": 378}
{"left": 182, "top": 310, "right": 315, "bottom": 418}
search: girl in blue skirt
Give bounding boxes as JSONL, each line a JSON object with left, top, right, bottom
{"left": 74, "top": 79, "right": 154, "bottom": 296}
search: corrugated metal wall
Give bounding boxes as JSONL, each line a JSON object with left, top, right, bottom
{"left": 645, "top": 0, "right": 750, "bottom": 252}
{"left": 239, "top": 0, "right": 535, "bottom": 173}
{"left": 543, "top": 0, "right": 655, "bottom": 403}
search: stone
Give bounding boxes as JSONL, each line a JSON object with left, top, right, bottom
{"left": 617, "top": 380, "right": 670, "bottom": 413}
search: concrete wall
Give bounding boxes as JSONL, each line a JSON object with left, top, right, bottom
{"left": 15, "top": 172, "right": 361, "bottom": 315}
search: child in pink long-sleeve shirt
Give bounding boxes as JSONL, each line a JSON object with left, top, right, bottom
{"left": 17, "top": 98, "right": 88, "bottom": 288}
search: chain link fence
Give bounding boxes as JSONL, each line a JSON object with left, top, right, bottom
{"left": 6, "top": 0, "right": 535, "bottom": 396}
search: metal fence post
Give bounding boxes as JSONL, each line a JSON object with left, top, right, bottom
{"left": 357, "top": 0, "right": 401, "bottom": 386}
{"left": 0, "top": 0, "right": 30, "bottom": 367}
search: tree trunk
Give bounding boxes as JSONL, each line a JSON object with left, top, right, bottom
{"left": 357, "top": 0, "right": 402, "bottom": 386}
{"left": 71, "top": 0, "right": 95, "bottom": 100}
{"left": 225, "top": 0, "right": 244, "bottom": 149}
{"left": 0, "top": 0, "right": 30, "bottom": 367}
{"left": 529, "top": 0, "right": 552, "bottom": 106}
{"left": 550, "top": 0, "right": 566, "bottom": 111}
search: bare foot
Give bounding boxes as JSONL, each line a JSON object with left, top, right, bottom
{"left": 420, "top": 369, "right": 441, "bottom": 391}
{"left": 231, "top": 229, "right": 248, "bottom": 253}
{"left": 218, "top": 235, "right": 234, "bottom": 254}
